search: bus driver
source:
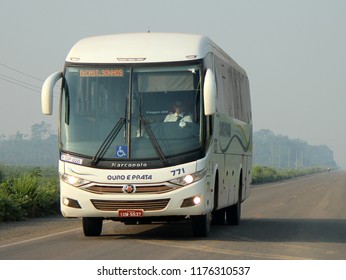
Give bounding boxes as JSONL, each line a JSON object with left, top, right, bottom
{"left": 164, "top": 101, "right": 192, "bottom": 127}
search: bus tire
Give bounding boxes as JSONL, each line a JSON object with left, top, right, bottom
{"left": 225, "top": 199, "right": 241, "bottom": 225}
{"left": 82, "top": 217, "right": 103, "bottom": 236}
{"left": 191, "top": 213, "right": 211, "bottom": 237}
{"left": 212, "top": 209, "right": 225, "bottom": 225}
{"left": 226, "top": 177, "right": 242, "bottom": 225}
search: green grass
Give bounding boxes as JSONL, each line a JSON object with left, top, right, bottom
{"left": 0, "top": 166, "right": 59, "bottom": 222}
{"left": 252, "top": 165, "right": 324, "bottom": 184}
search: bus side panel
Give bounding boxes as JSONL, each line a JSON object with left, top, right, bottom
{"left": 243, "top": 154, "right": 252, "bottom": 201}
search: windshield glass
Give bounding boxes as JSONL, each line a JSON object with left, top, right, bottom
{"left": 60, "top": 64, "right": 202, "bottom": 162}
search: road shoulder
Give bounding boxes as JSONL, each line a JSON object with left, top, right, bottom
{"left": 0, "top": 216, "right": 81, "bottom": 246}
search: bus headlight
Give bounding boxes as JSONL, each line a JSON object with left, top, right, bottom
{"left": 61, "top": 173, "right": 90, "bottom": 187}
{"left": 170, "top": 169, "right": 207, "bottom": 186}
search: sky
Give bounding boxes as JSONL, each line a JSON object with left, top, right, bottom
{"left": 0, "top": 0, "right": 345, "bottom": 167}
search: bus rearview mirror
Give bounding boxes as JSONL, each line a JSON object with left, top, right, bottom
{"left": 203, "top": 69, "right": 216, "bottom": 115}
{"left": 41, "top": 72, "right": 63, "bottom": 115}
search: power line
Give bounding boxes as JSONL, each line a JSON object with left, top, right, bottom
{"left": 0, "top": 73, "right": 41, "bottom": 90}
{"left": 0, "top": 62, "right": 43, "bottom": 81}
{"left": 0, "top": 75, "right": 60, "bottom": 99}
{"left": 0, "top": 75, "right": 40, "bottom": 93}
{"left": 0, "top": 62, "right": 60, "bottom": 98}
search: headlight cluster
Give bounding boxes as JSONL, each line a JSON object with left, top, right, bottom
{"left": 169, "top": 169, "right": 207, "bottom": 186}
{"left": 60, "top": 173, "right": 90, "bottom": 187}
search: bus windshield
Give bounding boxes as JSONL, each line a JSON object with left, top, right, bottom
{"left": 60, "top": 64, "right": 202, "bottom": 162}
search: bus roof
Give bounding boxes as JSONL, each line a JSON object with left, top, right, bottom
{"left": 66, "top": 33, "right": 246, "bottom": 74}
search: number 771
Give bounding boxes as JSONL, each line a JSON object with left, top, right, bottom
{"left": 170, "top": 168, "right": 185, "bottom": 176}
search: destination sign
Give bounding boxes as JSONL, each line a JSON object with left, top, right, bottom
{"left": 79, "top": 69, "right": 124, "bottom": 77}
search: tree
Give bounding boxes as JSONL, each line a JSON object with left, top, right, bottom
{"left": 0, "top": 164, "right": 4, "bottom": 182}
{"left": 0, "top": 122, "right": 58, "bottom": 166}
{"left": 31, "top": 121, "right": 53, "bottom": 140}
{"left": 254, "top": 129, "right": 337, "bottom": 169}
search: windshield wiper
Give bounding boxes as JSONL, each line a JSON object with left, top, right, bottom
{"left": 139, "top": 116, "right": 168, "bottom": 166}
{"left": 91, "top": 118, "right": 125, "bottom": 165}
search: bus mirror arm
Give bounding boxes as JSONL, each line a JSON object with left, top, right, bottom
{"left": 203, "top": 69, "right": 216, "bottom": 116}
{"left": 41, "top": 71, "right": 63, "bottom": 115}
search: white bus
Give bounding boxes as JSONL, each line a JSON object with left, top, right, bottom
{"left": 42, "top": 33, "right": 252, "bottom": 237}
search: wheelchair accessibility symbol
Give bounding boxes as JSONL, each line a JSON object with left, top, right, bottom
{"left": 115, "top": 145, "right": 128, "bottom": 158}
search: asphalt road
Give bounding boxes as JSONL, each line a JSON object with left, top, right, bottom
{"left": 0, "top": 171, "right": 345, "bottom": 260}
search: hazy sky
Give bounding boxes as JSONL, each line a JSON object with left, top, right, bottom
{"left": 1, "top": 0, "right": 345, "bottom": 167}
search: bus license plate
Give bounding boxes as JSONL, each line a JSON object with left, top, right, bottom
{"left": 118, "top": 209, "right": 143, "bottom": 217}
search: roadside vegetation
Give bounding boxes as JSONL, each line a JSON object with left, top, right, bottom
{"left": 0, "top": 165, "right": 59, "bottom": 222}
{"left": 252, "top": 165, "right": 327, "bottom": 184}
{"left": 0, "top": 163, "right": 331, "bottom": 222}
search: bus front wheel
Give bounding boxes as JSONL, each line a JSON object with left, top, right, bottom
{"left": 191, "top": 213, "right": 211, "bottom": 237}
{"left": 82, "top": 217, "right": 103, "bottom": 236}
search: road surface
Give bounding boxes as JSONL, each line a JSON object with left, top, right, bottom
{"left": 0, "top": 171, "right": 345, "bottom": 260}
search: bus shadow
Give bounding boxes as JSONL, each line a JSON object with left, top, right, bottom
{"left": 101, "top": 221, "right": 195, "bottom": 240}
{"left": 101, "top": 218, "right": 346, "bottom": 244}
{"left": 213, "top": 218, "right": 346, "bottom": 244}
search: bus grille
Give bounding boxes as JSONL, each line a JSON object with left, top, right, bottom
{"left": 90, "top": 198, "right": 170, "bottom": 211}
{"left": 85, "top": 185, "right": 174, "bottom": 194}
